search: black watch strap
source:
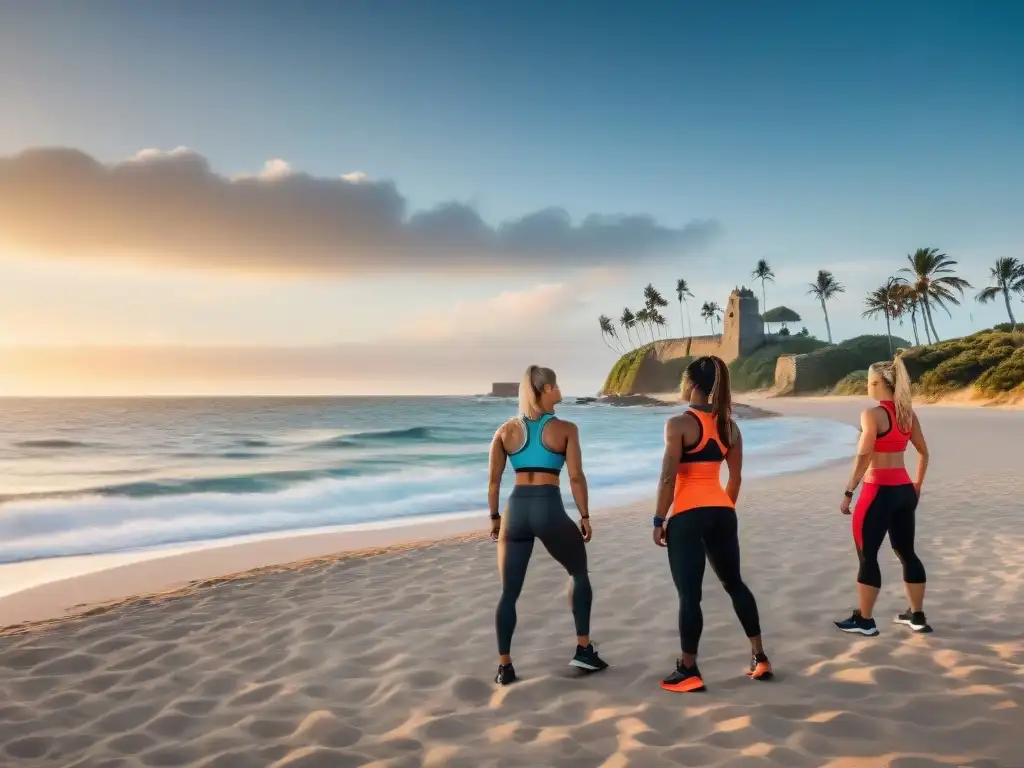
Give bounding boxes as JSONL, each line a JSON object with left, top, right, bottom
{"left": 844, "top": 490, "right": 854, "bottom": 498}
{"left": 490, "top": 513, "right": 501, "bottom": 520}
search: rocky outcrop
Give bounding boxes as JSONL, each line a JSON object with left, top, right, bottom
{"left": 488, "top": 382, "right": 518, "bottom": 397}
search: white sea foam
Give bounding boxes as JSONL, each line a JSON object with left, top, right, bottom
{"left": 0, "top": 415, "right": 856, "bottom": 564}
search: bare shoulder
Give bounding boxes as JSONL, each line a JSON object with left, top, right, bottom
{"left": 729, "top": 418, "right": 742, "bottom": 441}
{"left": 496, "top": 416, "right": 521, "bottom": 435}
{"left": 496, "top": 416, "right": 524, "bottom": 442}
{"left": 552, "top": 417, "right": 578, "bottom": 437}
{"left": 860, "top": 405, "right": 883, "bottom": 424}
{"left": 666, "top": 412, "right": 693, "bottom": 430}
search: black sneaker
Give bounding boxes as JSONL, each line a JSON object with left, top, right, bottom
{"left": 660, "top": 660, "right": 706, "bottom": 692}
{"left": 570, "top": 643, "right": 609, "bottom": 672}
{"left": 495, "top": 663, "right": 516, "bottom": 685}
{"left": 894, "top": 608, "right": 933, "bottom": 633}
{"left": 834, "top": 609, "right": 880, "bottom": 636}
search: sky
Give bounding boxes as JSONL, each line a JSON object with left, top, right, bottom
{"left": 1, "top": 0, "right": 1022, "bottom": 395}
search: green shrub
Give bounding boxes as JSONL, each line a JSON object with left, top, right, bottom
{"left": 900, "top": 338, "right": 973, "bottom": 382}
{"left": 832, "top": 370, "right": 868, "bottom": 396}
{"left": 974, "top": 346, "right": 1024, "bottom": 393}
{"left": 790, "top": 335, "right": 909, "bottom": 394}
{"left": 917, "top": 333, "right": 1019, "bottom": 392}
{"left": 601, "top": 345, "right": 654, "bottom": 394}
{"left": 728, "top": 337, "right": 828, "bottom": 391}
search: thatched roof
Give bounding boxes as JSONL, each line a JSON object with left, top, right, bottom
{"left": 762, "top": 305, "right": 802, "bottom": 323}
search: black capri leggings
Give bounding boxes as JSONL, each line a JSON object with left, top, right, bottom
{"left": 496, "top": 485, "right": 592, "bottom": 656}
{"left": 667, "top": 506, "right": 761, "bottom": 656}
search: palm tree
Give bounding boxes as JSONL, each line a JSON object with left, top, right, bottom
{"left": 700, "top": 301, "right": 723, "bottom": 337}
{"left": 651, "top": 310, "right": 668, "bottom": 338}
{"left": 598, "top": 315, "right": 620, "bottom": 353}
{"left": 642, "top": 283, "right": 669, "bottom": 338}
{"left": 619, "top": 307, "right": 638, "bottom": 348}
{"left": 643, "top": 283, "right": 669, "bottom": 310}
{"left": 806, "top": 269, "right": 845, "bottom": 344}
{"left": 751, "top": 259, "right": 775, "bottom": 331}
{"left": 634, "top": 307, "right": 652, "bottom": 343}
{"left": 975, "top": 257, "right": 1024, "bottom": 327}
{"left": 893, "top": 281, "right": 921, "bottom": 346}
{"left": 899, "top": 247, "right": 972, "bottom": 342}
{"left": 862, "top": 277, "right": 904, "bottom": 357}
{"left": 675, "top": 278, "right": 694, "bottom": 338}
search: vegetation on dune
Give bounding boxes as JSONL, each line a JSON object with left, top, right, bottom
{"left": 975, "top": 346, "right": 1024, "bottom": 394}
{"left": 728, "top": 336, "right": 828, "bottom": 392}
{"left": 601, "top": 344, "right": 656, "bottom": 395}
{"left": 832, "top": 370, "right": 869, "bottom": 396}
{"left": 788, "top": 334, "right": 909, "bottom": 394}
{"left": 900, "top": 327, "right": 1024, "bottom": 395}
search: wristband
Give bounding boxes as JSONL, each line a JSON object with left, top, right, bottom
{"left": 843, "top": 490, "right": 854, "bottom": 499}
{"left": 490, "top": 513, "right": 501, "bottom": 520}
{"left": 652, "top": 516, "right": 666, "bottom": 528}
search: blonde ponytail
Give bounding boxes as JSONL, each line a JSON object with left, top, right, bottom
{"left": 870, "top": 356, "right": 914, "bottom": 433}
{"left": 518, "top": 365, "right": 557, "bottom": 420}
{"left": 892, "top": 355, "right": 913, "bottom": 433}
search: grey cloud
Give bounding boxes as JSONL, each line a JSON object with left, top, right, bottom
{"left": 0, "top": 147, "right": 722, "bottom": 274}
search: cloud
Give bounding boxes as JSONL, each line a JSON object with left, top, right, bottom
{"left": 396, "top": 282, "right": 580, "bottom": 342}
{"left": 0, "top": 147, "right": 721, "bottom": 275}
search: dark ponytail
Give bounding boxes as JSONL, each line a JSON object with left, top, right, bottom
{"left": 709, "top": 356, "right": 733, "bottom": 449}
{"left": 684, "top": 355, "right": 733, "bottom": 448}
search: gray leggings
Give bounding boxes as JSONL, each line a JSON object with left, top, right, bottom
{"left": 496, "top": 485, "right": 592, "bottom": 655}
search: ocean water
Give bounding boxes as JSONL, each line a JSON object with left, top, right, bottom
{"left": 0, "top": 397, "right": 857, "bottom": 565}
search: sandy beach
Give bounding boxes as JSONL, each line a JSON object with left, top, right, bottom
{"left": 1, "top": 398, "right": 1022, "bottom": 767}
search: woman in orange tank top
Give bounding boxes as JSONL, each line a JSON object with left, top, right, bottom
{"left": 651, "top": 356, "right": 772, "bottom": 693}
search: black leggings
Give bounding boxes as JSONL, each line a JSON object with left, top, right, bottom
{"left": 666, "top": 506, "right": 761, "bottom": 656}
{"left": 853, "top": 482, "right": 926, "bottom": 589}
{"left": 496, "top": 485, "right": 591, "bottom": 656}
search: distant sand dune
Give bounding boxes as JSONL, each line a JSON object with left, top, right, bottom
{"left": 1, "top": 400, "right": 1022, "bottom": 766}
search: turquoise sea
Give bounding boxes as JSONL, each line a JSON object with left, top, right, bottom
{"left": 0, "top": 396, "right": 856, "bottom": 564}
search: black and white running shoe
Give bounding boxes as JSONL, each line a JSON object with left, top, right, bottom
{"left": 570, "top": 643, "right": 609, "bottom": 672}
{"left": 894, "top": 608, "right": 933, "bottom": 633}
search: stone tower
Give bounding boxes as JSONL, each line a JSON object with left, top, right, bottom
{"left": 720, "top": 286, "right": 764, "bottom": 362}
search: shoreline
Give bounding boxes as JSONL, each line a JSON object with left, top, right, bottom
{"left": 2, "top": 394, "right": 994, "bottom": 633}
{"left": 0, "top": 446, "right": 857, "bottom": 635}
{"left": 0, "top": 398, "right": 797, "bottom": 621}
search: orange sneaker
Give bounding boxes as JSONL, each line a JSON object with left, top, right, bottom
{"left": 660, "top": 660, "right": 706, "bottom": 692}
{"left": 745, "top": 653, "right": 773, "bottom": 681}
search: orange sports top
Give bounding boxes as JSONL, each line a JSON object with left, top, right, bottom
{"left": 670, "top": 407, "right": 734, "bottom": 519}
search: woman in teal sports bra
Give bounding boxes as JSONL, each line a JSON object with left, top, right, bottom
{"left": 486, "top": 364, "right": 608, "bottom": 685}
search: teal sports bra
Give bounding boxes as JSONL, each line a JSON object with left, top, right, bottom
{"left": 507, "top": 413, "right": 566, "bottom": 475}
